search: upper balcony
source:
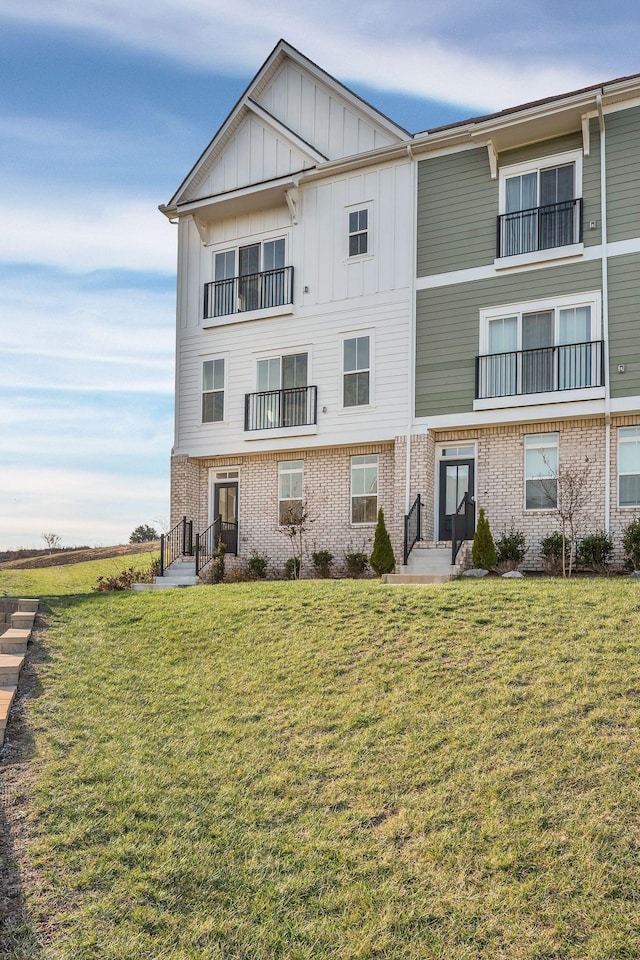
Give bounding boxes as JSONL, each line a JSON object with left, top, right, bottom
{"left": 244, "top": 385, "right": 318, "bottom": 435}
{"left": 203, "top": 266, "right": 294, "bottom": 320}
{"left": 475, "top": 339, "right": 605, "bottom": 401}
{"left": 496, "top": 198, "right": 583, "bottom": 259}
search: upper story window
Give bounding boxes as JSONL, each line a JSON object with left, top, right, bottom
{"left": 204, "top": 238, "right": 292, "bottom": 319}
{"left": 525, "top": 433, "right": 558, "bottom": 510}
{"left": 348, "top": 208, "right": 369, "bottom": 257}
{"left": 245, "top": 353, "right": 317, "bottom": 432}
{"left": 497, "top": 151, "right": 582, "bottom": 259}
{"left": 257, "top": 352, "right": 307, "bottom": 392}
{"left": 476, "top": 293, "right": 603, "bottom": 400}
{"left": 202, "top": 358, "right": 225, "bottom": 423}
{"left": 343, "top": 335, "right": 370, "bottom": 407}
{"left": 618, "top": 427, "right": 640, "bottom": 507}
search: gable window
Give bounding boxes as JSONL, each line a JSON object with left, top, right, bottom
{"left": 525, "top": 433, "right": 558, "bottom": 510}
{"left": 202, "top": 358, "right": 225, "bottom": 423}
{"left": 205, "top": 238, "right": 291, "bottom": 319}
{"left": 348, "top": 209, "right": 368, "bottom": 257}
{"left": 351, "top": 454, "right": 378, "bottom": 524}
{"left": 618, "top": 427, "right": 640, "bottom": 507}
{"left": 278, "top": 460, "right": 303, "bottom": 524}
{"left": 477, "top": 294, "right": 603, "bottom": 400}
{"left": 343, "top": 336, "right": 370, "bottom": 407}
{"left": 498, "top": 152, "right": 582, "bottom": 258}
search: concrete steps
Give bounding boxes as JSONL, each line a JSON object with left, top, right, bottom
{"left": 385, "top": 541, "right": 469, "bottom": 585}
{"left": 0, "top": 599, "right": 38, "bottom": 748}
{"left": 132, "top": 557, "right": 199, "bottom": 591}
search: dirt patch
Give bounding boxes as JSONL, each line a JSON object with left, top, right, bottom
{"left": 0, "top": 542, "right": 159, "bottom": 571}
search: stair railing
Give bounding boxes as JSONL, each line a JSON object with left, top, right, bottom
{"left": 195, "top": 516, "right": 222, "bottom": 577}
{"left": 159, "top": 516, "right": 193, "bottom": 575}
{"left": 403, "top": 493, "right": 422, "bottom": 565}
{"left": 451, "top": 493, "right": 475, "bottom": 565}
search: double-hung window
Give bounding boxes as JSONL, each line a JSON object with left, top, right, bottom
{"left": 478, "top": 295, "right": 601, "bottom": 400}
{"left": 498, "top": 152, "right": 581, "bottom": 258}
{"left": 343, "top": 336, "right": 370, "bottom": 407}
{"left": 202, "top": 359, "right": 225, "bottom": 423}
{"left": 525, "top": 433, "right": 558, "bottom": 510}
{"left": 278, "top": 460, "right": 303, "bottom": 524}
{"left": 351, "top": 454, "right": 378, "bottom": 523}
{"left": 618, "top": 427, "right": 640, "bottom": 507}
{"left": 348, "top": 209, "right": 368, "bottom": 257}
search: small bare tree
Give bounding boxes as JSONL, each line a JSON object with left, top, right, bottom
{"left": 278, "top": 498, "right": 315, "bottom": 579}
{"left": 542, "top": 457, "right": 593, "bottom": 577}
{"left": 41, "top": 532, "right": 61, "bottom": 554}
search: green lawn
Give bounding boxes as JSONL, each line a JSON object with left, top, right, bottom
{"left": 0, "top": 551, "right": 158, "bottom": 597}
{"left": 4, "top": 578, "right": 640, "bottom": 959}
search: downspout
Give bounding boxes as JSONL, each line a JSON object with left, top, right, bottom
{"left": 597, "top": 94, "right": 611, "bottom": 532}
{"left": 406, "top": 141, "right": 418, "bottom": 515}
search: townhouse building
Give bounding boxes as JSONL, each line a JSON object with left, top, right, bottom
{"left": 160, "top": 42, "right": 640, "bottom": 577}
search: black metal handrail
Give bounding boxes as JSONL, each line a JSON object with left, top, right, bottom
{"left": 403, "top": 493, "right": 422, "bottom": 565}
{"left": 195, "top": 516, "right": 239, "bottom": 575}
{"left": 497, "top": 198, "right": 582, "bottom": 257}
{"left": 475, "top": 340, "right": 604, "bottom": 400}
{"left": 203, "top": 265, "right": 294, "bottom": 319}
{"left": 160, "top": 515, "right": 193, "bottom": 576}
{"left": 245, "top": 385, "right": 318, "bottom": 431}
{"left": 452, "top": 493, "right": 475, "bottom": 565}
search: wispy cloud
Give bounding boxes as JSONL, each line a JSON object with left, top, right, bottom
{"left": 0, "top": 0, "right": 603, "bottom": 111}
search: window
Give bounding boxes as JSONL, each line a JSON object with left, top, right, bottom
{"left": 257, "top": 353, "right": 307, "bottom": 392}
{"left": 207, "top": 238, "right": 289, "bottom": 317}
{"left": 202, "top": 359, "right": 225, "bottom": 423}
{"left": 351, "top": 454, "right": 378, "bottom": 523}
{"left": 498, "top": 152, "right": 581, "bottom": 258}
{"left": 348, "top": 209, "right": 368, "bottom": 257}
{"left": 343, "top": 336, "right": 370, "bottom": 407}
{"left": 477, "top": 294, "right": 602, "bottom": 400}
{"left": 278, "top": 460, "right": 303, "bottom": 524}
{"left": 618, "top": 427, "right": 640, "bottom": 507}
{"left": 525, "top": 433, "right": 558, "bottom": 510}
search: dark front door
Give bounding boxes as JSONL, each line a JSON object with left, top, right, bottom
{"left": 213, "top": 481, "right": 238, "bottom": 556}
{"left": 438, "top": 459, "right": 475, "bottom": 541}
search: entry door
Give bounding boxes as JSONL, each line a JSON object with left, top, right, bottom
{"left": 438, "top": 459, "right": 475, "bottom": 541}
{"left": 213, "top": 481, "right": 238, "bottom": 556}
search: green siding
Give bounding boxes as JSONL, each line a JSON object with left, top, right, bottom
{"left": 609, "top": 252, "right": 640, "bottom": 397}
{"left": 582, "top": 119, "right": 602, "bottom": 248}
{"left": 417, "top": 148, "right": 497, "bottom": 277}
{"left": 415, "top": 260, "right": 602, "bottom": 417}
{"left": 606, "top": 106, "right": 640, "bottom": 243}
{"left": 499, "top": 132, "right": 581, "bottom": 167}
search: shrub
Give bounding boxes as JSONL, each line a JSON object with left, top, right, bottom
{"left": 284, "top": 557, "right": 301, "bottom": 580}
{"left": 576, "top": 531, "right": 614, "bottom": 573}
{"left": 622, "top": 517, "right": 640, "bottom": 570}
{"left": 495, "top": 523, "right": 527, "bottom": 572}
{"left": 204, "top": 542, "right": 226, "bottom": 584}
{"left": 312, "top": 549, "right": 334, "bottom": 578}
{"left": 540, "top": 531, "right": 570, "bottom": 575}
{"left": 370, "top": 509, "right": 395, "bottom": 576}
{"left": 247, "top": 552, "right": 268, "bottom": 580}
{"left": 472, "top": 508, "right": 497, "bottom": 570}
{"left": 94, "top": 556, "right": 160, "bottom": 592}
{"left": 345, "top": 551, "right": 369, "bottom": 577}
{"left": 225, "top": 566, "right": 251, "bottom": 584}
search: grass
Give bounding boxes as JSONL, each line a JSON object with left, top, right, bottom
{"left": 4, "top": 577, "right": 640, "bottom": 958}
{"left": 0, "top": 549, "right": 158, "bottom": 597}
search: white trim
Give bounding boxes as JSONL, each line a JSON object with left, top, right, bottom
{"left": 244, "top": 424, "right": 318, "bottom": 441}
{"left": 414, "top": 397, "right": 607, "bottom": 431}
{"left": 345, "top": 201, "right": 374, "bottom": 261}
{"left": 474, "top": 387, "right": 605, "bottom": 411}
{"left": 253, "top": 346, "right": 313, "bottom": 390}
{"left": 201, "top": 354, "right": 228, "bottom": 426}
{"left": 610, "top": 397, "right": 640, "bottom": 414}
{"left": 350, "top": 452, "right": 379, "bottom": 526}
{"left": 434, "top": 441, "right": 478, "bottom": 541}
{"left": 277, "top": 458, "right": 304, "bottom": 526}
{"left": 208, "top": 468, "right": 240, "bottom": 528}
{"left": 202, "top": 303, "right": 294, "bottom": 329}
{"left": 494, "top": 243, "right": 583, "bottom": 270}
{"left": 340, "top": 329, "right": 375, "bottom": 412}
{"left": 617, "top": 426, "right": 640, "bottom": 509}
{"left": 524, "top": 431, "right": 559, "bottom": 512}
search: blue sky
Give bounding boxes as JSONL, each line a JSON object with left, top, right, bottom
{"left": 1, "top": 2, "right": 639, "bottom": 548}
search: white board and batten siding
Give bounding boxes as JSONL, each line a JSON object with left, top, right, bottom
{"left": 254, "top": 61, "right": 401, "bottom": 161}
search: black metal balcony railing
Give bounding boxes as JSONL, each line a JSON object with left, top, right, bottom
{"left": 203, "top": 266, "right": 293, "bottom": 319}
{"left": 245, "top": 385, "right": 318, "bottom": 432}
{"left": 475, "top": 340, "right": 605, "bottom": 400}
{"left": 497, "top": 198, "right": 583, "bottom": 258}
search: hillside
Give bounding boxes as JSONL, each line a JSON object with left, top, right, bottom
{"left": 1, "top": 578, "right": 639, "bottom": 959}
{"left": 0, "top": 541, "right": 159, "bottom": 570}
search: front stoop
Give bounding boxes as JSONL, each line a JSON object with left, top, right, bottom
{"left": 385, "top": 541, "right": 470, "bottom": 585}
{"left": 132, "top": 557, "right": 199, "bottom": 592}
{"left": 0, "top": 599, "right": 38, "bottom": 748}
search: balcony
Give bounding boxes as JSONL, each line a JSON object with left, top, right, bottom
{"left": 496, "top": 199, "right": 583, "bottom": 258}
{"left": 244, "top": 385, "right": 318, "bottom": 432}
{"left": 475, "top": 340, "right": 605, "bottom": 400}
{"left": 203, "top": 266, "right": 293, "bottom": 319}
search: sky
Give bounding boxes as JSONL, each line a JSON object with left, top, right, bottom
{"left": 1, "top": 1, "right": 639, "bottom": 548}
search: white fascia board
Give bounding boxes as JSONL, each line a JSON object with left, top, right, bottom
{"left": 414, "top": 397, "right": 606, "bottom": 431}
{"left": 610, "top": 397, "right": 640, "bottom": 414}
{"left": 244, "top": 98, "right": 329, "bottom": 163}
